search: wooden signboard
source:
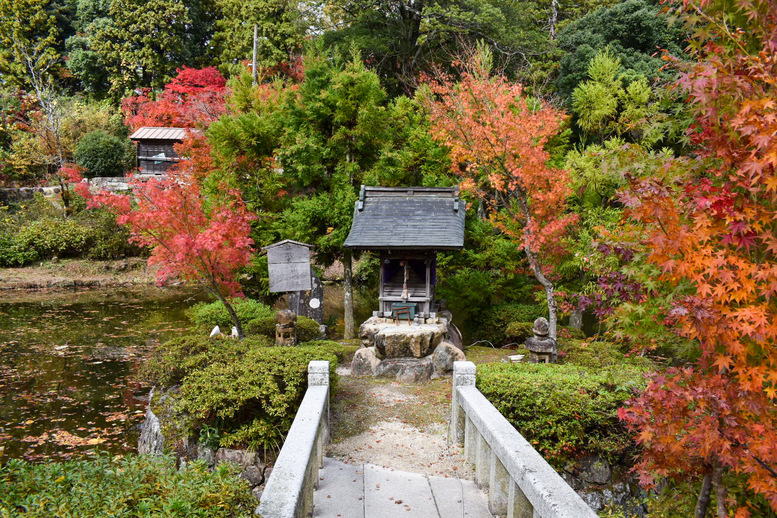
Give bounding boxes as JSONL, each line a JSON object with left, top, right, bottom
{"left": 265, "top": 240, "right": 313, "bottom": 293}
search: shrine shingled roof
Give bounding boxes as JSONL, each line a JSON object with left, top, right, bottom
{"left": 129, "top": 127, "right": 188, "bottom": 141}
{"left": 343, "top": 186, "right": 465, "bottom": 250}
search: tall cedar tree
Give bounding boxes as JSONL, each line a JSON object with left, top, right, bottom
{"left": 618, "top": 0, "right": 777, "bottom": 515}
{"left": 427, "top": 52, "right": 575, "bottom": 339}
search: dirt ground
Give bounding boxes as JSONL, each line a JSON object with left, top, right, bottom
{"left": 0, "top": 258, "right": 160, "bottom": 291}
{"left": 327, "top": 347, "right": 508, "bottom": 479}
{"left": 328, "top": 373, "right": 474, "bottom": 478}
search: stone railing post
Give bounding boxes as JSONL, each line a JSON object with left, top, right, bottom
{"left": 308, "top": 360, "right": 330, "bottom": 386}
{"left": 451, "top": 361, "right": 476, "bottom": 444}
{"left": 308, "top": 360, "right": 330, "bottom": 462}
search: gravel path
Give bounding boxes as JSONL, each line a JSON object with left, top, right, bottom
{"left": 326, "top": 369, "right": 475, "bottom": 480}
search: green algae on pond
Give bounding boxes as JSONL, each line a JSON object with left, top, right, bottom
{"left": 0, "top": 287, "right": 207, "bottom": 462}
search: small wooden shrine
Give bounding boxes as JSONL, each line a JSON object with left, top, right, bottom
{"left": 128, "top": 127, "right": 187, "bottom": 174}
{"left": 344, "top": 186, "right": 465, "bottom": 319}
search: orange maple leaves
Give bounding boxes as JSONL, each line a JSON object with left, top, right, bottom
{"left": 425, "top": 61, "right": 575, "bottom": 254}
{"left": 620, "top": 0, "right": 777, "bottom": 512}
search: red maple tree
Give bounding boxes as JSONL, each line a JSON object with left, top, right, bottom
{"left": 121, "top": 66, "right": 228, "bottom": 131}
{"left": 618, "top": 0, "right": 777, "bottom": 515}
{"left": 77, "top": 135, "right": 255, "bottom": 338}
{"left": 426, "top": 53, "right": 575, "bottom": 338}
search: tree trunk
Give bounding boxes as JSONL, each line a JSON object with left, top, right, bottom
{"left": 712, "top": 463, "right": 728, "bottom": 518}
{"left": 525, "top": 247, "right": 557, "bottom": 339}
{"left": 548, "top": 0, "right": 559, "bottom": 40}
{"left": 695, "top": 472, "right": 713, "bottom": 518}
{"left": 213, "top": 290, "right": 244, "bottom": 339}
{"left": 343, "top": 251, "right": 354, "bottom": 339}
{"left": 569, "top": 307, "right": 583, "bottom": 330}
{"left": 252, "top": 24, "right": 258, "bottom": 86}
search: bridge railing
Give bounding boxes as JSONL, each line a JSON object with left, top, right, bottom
{"left": 256, "top": 360, "right": 330, "bottom": 518}
{"left": 451, "top": 361, "right": 598, "bottom": 518}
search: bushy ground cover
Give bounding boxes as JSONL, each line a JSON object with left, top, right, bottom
{"left": 0, "top": 195, "right": 140, "bottom": 266}
{"left": 140, "top": 334, "right": 353, "bottom": 453}
{"left": 0, "top": 454, "right": 255, "bottom": 517}
{"left": 477, "top": 339, "right": 652, "bottom": 466}
{"left": 185, "top": 299, "right": 275, "bottom": 332}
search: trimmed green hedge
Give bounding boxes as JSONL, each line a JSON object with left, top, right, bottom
{"left": 299, "top": 340, "right": 360, "bottom": 363}
{"left": 0, "top": 454, "right": 254, "bottom": 517}
{"left": 142, "top": 335, "right": 338, "bottom": 452}
{"left": 139, "top": 335, "right": 273, "bottom": 386}
{"left": 559, "top": 339, "right": 654, "bottom": 369}
{"left": 245, "top": 315, "right": 322, "bottom": 342}
{"left": 186, "top": 299, "right": 275, "bottom": 331}
{"left": 477, "top": 361, "right": 650, "bottom": 465}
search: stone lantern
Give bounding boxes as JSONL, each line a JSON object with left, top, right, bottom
{"left": 524, "top": 317, "right": 557, "bottom": 363}
{"left": 275, "top": 309, "right": 297, "bottom": 346}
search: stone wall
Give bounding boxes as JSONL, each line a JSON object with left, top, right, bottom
{"left": 0, "top": 175, "right": 168, "bottom": 204}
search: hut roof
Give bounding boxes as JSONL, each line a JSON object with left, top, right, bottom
{"left": 344, "top": 186, "right": 465, "bottom": 251}
{"left": 129, "top": 127, "right": 188, "bottom": 141}
{"left": 262, "top": 239, "right": 314, "bottom": 251}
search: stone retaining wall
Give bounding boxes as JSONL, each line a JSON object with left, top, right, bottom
{"left": 0, "top": 175, "right": 167, "bottom": 204}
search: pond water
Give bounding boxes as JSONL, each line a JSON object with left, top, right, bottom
{"left": 0, "top": 287, "right": 206, "bottom": 462}
{"left": 0, "top": 284, "right": 375, "bottom": 462}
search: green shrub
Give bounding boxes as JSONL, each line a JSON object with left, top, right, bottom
{"left": 15, "top": 218, "right": 94, "bottom": 258}
{"left": 299, "top": 340, "right": 360, "bottom": 363}
{"left": 139, "top": 335, "right": 273, "bottom": 386}
{"left": 0, "top": 234, "right": 39, "bottom": 266}
{"left": 245, "top": 316, "right": 275, "bottom": 337}
{"left": 179, "top": 346, "right": 338, "bottom": 451}
{"left": 477, "top": 362, "right": 649, "bottom": 465}
{"left": 559, "top": 339, "right": 654, "bottom": 369}
{"left": 504, "top": 322, "right": 534, "bottom": 343}
{"left": 0, "top": 454, "right": 254, "bottom": 517}
{"left": 75, "top": 130, "right": 133, "bottom": 178}
{"left": 297, "top": 316, "right": 321, "bottom": 341}
{"left": 187, "top": 298, "right": 275, "bottom": 331}
{"left": 78, "top": 207, "right": 141, "bottom": 259}
{"left": 142, "top": 335, "right": 338, "bottom": 452}
{"left": 245, "top": 314, "right": 322, "bottom": 342}
{"left": 476, "top": 303, "right": 545, "bottom": 346}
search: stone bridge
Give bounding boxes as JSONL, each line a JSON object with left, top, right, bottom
{"left": 256, "top": 361, "right": 597, "bottom": 518}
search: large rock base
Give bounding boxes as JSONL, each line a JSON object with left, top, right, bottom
{"left": 375, "top": 357, "right": 434, "bottom": 382}
{"left": 353, "top": 316, "right": 465, "bottom": 382}
{"left": 350, "top": 340, "right": 465, "bottom": 382}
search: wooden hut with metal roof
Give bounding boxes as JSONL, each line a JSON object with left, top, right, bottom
{"left": 344, "top": 186, "right": 465, "bottom": 318}
{"left": 128, "top": 127, "right": 188, "bottom": 175}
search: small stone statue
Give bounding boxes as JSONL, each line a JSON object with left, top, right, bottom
{"left": 524, "top": 317, "right": 557, "bottom": 363}
{"left": 275, "top": 309, "right": 297, "bottom": 346}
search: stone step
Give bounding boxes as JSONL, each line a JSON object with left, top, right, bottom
{"left": 313, "top": 457, "right": 493, "bottom": 518}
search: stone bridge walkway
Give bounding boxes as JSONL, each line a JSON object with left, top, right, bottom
{"left": 313, "top": 457, "right": 493, "bottom": 518}
{"left": 311, "top": 367, "right": 495, "bottom": 518}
